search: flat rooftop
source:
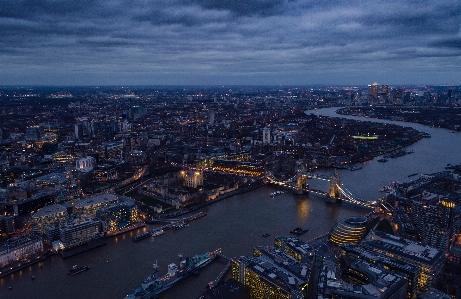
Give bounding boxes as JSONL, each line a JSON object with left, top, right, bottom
{"left": 75, "top": 193, "right": 118, "bottom": 208}
{"left": 32, "top": 204, "right": 67, "bottom": 218}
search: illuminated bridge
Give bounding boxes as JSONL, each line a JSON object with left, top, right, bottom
{"left": 266, "top": 171, "right": 377, "bottom": 209}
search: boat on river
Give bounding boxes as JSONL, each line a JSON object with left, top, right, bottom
{"left": 125, "top": 249, "right": 221, "bottom": 299}
{"left": 68, "top": 265, "right": 90, "bottom": 276}
{"left": 270, "top": 191, "right": 285, "bottom": 197}
{"left": 290, "top": 227, "right": 308, "bottom": 235}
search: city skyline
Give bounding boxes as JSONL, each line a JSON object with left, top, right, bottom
{"left": 1, "top": 0, "right": 461, "bottom": 86}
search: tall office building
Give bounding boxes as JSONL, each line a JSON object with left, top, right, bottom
{"left": 381, "top": 84, "right": 389, "bottom": 95}
{"left": 448, "top": 88, "right": 453, "bottom": 105}
{"left": 25, "top": 126, "right": 41, "bottom": 142}
{"left": 392, "top": 88, "right": 403, "bottom": 104}
{"left": 411, "top": 199, "right": 460, "bottom": 252}
{"left": 262, "top": 127, "right": 271, "bottom": 144}
{"left": 209, "top": 109, "right": 215, "bottom": 125}
{"left": 74, "top": 123, "right": 82, "bottom": 140}
{"left": 130, "top": 105, "right": 146, "bottom": 120}
{"left": 367, "top": 82, "right": 379, "bottom": 104}
{"left": 372, "top": 82, "right": 379, "bottom": 99}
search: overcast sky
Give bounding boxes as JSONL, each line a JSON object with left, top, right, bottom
{"left": 1, "top": 0, "right": 460, "bottom": 86}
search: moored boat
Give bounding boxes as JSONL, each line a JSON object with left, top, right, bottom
{"left": 132, "top": 231, "right": 151, "bottom": 242}
{"left": 124, "top": 249, "right": 221, "bottom": 299}
{"left": 152, "top": 229, "right": 164, "bottom": 237}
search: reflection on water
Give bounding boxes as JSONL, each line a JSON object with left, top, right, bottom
{"left": 295, "top": 198, "right": 310, "bottom": 221}
{"left": 1, "top": 186, "right": 367, "bottom": 299}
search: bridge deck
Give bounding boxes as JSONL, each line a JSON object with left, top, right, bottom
{"left": 266, "top": 173, "right": 376, "bottom": 209}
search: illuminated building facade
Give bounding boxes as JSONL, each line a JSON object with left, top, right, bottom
{"left": 274, "top": 236, "right": 314, "bottom": 264}
{"left": 35, "top": 173, "right": 68, "bottom": 187}
{"left": 58, "top": 217, "right": 101, "bottom": 248}
{"left": 367, "top": 82, "right": 379, "bottom": 104}
{"left": 212, "top": 160, "right": 264, "bottom": 176}
{"left": 341, "top": 230, "right": 445, "bottom": 299}
{"left": 74, "top": 194, "right": 118, "bottom": 217}
{"left": 75, "top": 156, "right": 96, "bottom": 172}
{"left": 96, "top": 202, "right": 138, "bottom": 234}
{"left": 231, "top": 248, "right": 308, "bottom": 299}
{"left": 381, "top": 84, "right": 389, "bottom": 95}
{"left": 180, "top": 170, "right": 203, "bottom": 188}
{"left": 372, "top": 82, "right": 379, "bottom": 100}
{"left": 52, "top": 151, "right": 74, "bottom": 163}
{"left": 94, "top": 164, "right": 118, "bottom": 181}
{"left": 32, "top": 204, "right": 69, "bottom": 233}
{"left": 329, "top": 216, "right": 368, "bottom": 246}
{"left": 0, "top": 233, "right": 44, "bottom": 267}
{"left": 411, "top": 199, "right": 461, "bottom": 252}
{"left": 232, "top": 238, "right": 408, "bottom": 299}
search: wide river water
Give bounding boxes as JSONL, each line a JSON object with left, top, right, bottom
{"left": 1, "top": 107, "right": 460, "bottom": 299}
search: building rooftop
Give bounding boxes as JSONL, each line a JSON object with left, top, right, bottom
{"left": 317, "top": 258, "right": 407, "bottom": 299}
{"left": 418, "top": 288, "right": 451, "bottom": 299}
{"left": 32, "top": 204, "right": 67, "bottom": 219}
{"left": 75, "top": 193, "right": 118, "bottom": 209}
{"left": 366, "top": 230, "right": 443, "bottom": 266}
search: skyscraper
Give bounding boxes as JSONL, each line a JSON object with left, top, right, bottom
{"left": 372, "top": 82, "right": 379, "bottom": 99}
{"left": 26, "top": 126, "right": 41, "bottom": 141}
{"left": 209, "top": 109, "right": 215, "bottom": 125}
{"left": 448, "top": 88, "right": 453, "bottom": 105}
{"left": 262, "top": 127, "right": 271, "bottom": 144}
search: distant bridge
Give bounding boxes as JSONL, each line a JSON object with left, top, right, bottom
{"left": 266, "top": 171, "right": 377, "bottom": 209}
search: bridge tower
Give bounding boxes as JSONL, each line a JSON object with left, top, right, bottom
{"left": 295, "top": 161, "right": 307, "bottom": 194}
{"left": 328, "top": 172, "right": 341, "bottom": 201}
{"left": 296, "top": 174, "right": 307, "bottom": 194}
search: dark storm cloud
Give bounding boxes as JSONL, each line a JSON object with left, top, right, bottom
{"left": 195, "top": 0, "right": 285, "bottom": 16}
{"left": 0, "top": 0, "right": 460, "bottom": 85}
{"left": 431, "top": 38, "right": 461, "bottom": 50}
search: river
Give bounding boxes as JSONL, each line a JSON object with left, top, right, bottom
{"left": 1, "top": 107, "right": 460, "bottom": 299}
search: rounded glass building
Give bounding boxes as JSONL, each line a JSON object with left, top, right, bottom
{"left": 329, "top": 216, "right": 368, "bottom": 246}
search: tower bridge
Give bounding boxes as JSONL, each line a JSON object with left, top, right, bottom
{"left": 266, "top": 170, "right": 377, "bottom": 209}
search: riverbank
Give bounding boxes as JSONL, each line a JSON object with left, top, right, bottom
{"left": 60, "top": 239, "right": 107, "bottom": 259}
{"left": 157, "top": 179, "right": 265, "bottom": 219}
{"left": 336, "top": 106, "right": 461, "bottom": 132}
{"left": 0, "top": 251, "right": 54, "bottom": 279}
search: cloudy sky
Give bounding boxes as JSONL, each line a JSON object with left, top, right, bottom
{"left": 1, "top": 0, "right": 460, "bottom": 86}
